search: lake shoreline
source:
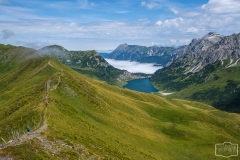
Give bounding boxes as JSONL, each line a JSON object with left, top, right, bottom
{"left": 123, "top": 78, "right": 159, "bottom": 93}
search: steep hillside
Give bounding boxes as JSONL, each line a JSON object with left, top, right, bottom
{"left": 38, "top": 45, "right": 137, "bottom": 85}
{"left": 151, "top": 33, "right": 240, "bottom": 112}
{"left": 1, "top": 46, "right": 240, "bottom": 159}
{"left": 104, "top": 43, "right": 176, "bottom": 66}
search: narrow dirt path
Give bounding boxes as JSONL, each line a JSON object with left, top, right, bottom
{"left": 0, "top": 99, "right": 48, "bottom": 150}
{"left": 0, "top": 120, "right": 48, "bottom": 150}
{"left": 0, "top": 79, "right": 50, "bottom": 150}
{"left": 0, "top": 78, "right": 105, "bottom": 159}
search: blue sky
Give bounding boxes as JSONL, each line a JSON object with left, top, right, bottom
{"left": 0, "top": 0, "right": 240, "bottom": 51}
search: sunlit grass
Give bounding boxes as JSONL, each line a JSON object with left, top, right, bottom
{"left": 1, "top": 46, "right": 240, "bottom": 159}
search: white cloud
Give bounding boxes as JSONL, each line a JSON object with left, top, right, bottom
{"left": 154, "top": 0, "right": 240, "bottom": 41}
{"left": 170, "top": 8, "right": 179, "bottom": 15}
{"left": 168, "top": 39, "right": 191, "bottom": 46}
{"left": 184, "top": 11, "right": 201, "bottom": 17}
{"left": 156, "top": 17, "right": 184, "bottom": 28}
{"left": 69, "top": 22, "right": 78, "bottom": 27}
{"left": 105, "top": 59, "right": 162, "bottom": 74}
{"left": 202, "top": 0, "right": 240, "bottom": 14}
{"left": 141, "top": 1, "right": 160, "bottom": 9}
{"left": 156, "top": 21, "right": 162, "bottom": 26}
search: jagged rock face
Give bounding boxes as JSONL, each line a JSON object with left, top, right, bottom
{"left": 210, "top": 33, "right": 240, "bottom": 60}
{"left": 203, "top": 32, "right": 223, "bottom": 43}
{"left": 173, "top": 32, "right": 240, "bottom": 72}
{"left": 176, "top": 33, "right": 222, "bottom": 62}
{"left": 106, "top": 44, "right": 176, "bottom": 66}
{"left": 151, "top": 32, "right": 240, "bottom": 81}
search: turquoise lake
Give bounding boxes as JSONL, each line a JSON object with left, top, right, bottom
{"left": 123, "top": 78, "right": 159, "bottom": 93}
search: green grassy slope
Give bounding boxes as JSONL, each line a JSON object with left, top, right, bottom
{"left": 151, "top": 58, "right": 240, "bottom": 112}
{"left": 1, "top": 47, "right": 240, "bottom": 159}
{"left": 0, "top": 47, "right": 55, "bottom": 138}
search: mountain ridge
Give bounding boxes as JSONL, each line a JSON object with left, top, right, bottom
{"left": 151, "top": 32, "right": 240, "bottom": 111}
{"left": 103, "top": 44, "right": 177, "bottom": 66}
{"left": 37, "top": 45, "right": 142, "bottom": 85}
{"left": 172, "top": 32, "right": 240, "bottom": 73}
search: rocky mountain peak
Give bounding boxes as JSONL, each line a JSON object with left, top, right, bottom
{"left": 116, "top": 43, "right": 128, "bottom": 50}
{"left": 167, "top": 32, "right": 240, "bottom": 74}
{"left": 204, "top": 32, "right": 219, "bottom": 37}
{"left": 203, "top": 32, "right": 223, "bottom": 43}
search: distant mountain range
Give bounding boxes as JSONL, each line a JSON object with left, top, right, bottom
{"left": 150, "top": 32, "right": 240, "bottom": 112}
{"left": 1, "top": 32, "right": 239, "bottom": 112}
{"left": 98, "top": 52, "right": 110, "bottom": 58}
{"left": 101, "top": 44, "right": 177, "bottom": 66}
{"left": 102, "top": 32, "right": 240, "bottom": 69}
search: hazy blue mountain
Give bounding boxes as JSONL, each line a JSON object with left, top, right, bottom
{"left": 105, "top": 43, "right": 177, "bottom": 66}
{"left": 99, "top": 52, "right": 109, "bottom": 58}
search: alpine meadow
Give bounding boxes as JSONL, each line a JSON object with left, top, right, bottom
{"left": 1, "top": 0, "right": 240, "bottom": 159}
{"left": 0, "top": 44, "right": 240, "bottom": 159}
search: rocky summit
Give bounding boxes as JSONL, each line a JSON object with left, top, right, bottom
{"left": 173, "top": 32, "right": 240, "bottom": 73}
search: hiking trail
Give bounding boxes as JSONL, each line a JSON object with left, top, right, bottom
{"left": 0, "top": 78, "right": 103, "bottom": 159}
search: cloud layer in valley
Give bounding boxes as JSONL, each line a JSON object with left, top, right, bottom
{"left": 105, "top": 59, "right": 162, "bottom": 74}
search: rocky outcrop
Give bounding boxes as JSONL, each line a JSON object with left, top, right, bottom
{"left": 151, "top": 32, "right": 240, "bottom": 81}
{"left": 172, "top": 32, "right": 240, "bottom": 73}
